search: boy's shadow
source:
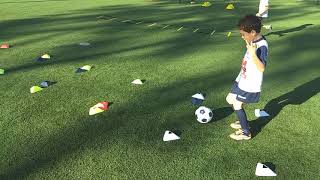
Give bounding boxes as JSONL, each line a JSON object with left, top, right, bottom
{"left": 265, "top": 24, "right": 313, "bottom": 37}
{"left": 250, "top": 77, "right": 320, "bottom": 137}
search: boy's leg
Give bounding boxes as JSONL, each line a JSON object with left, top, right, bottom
{"left": 226, "top": 93, "right": 237, "bottom": 105}
{"left": 226, "top": 93, "right": 242, "bottom": 129}
{"left": 233, "top": 100, "right": 250, "bottom": 136}
{"left": 229, "top": 100, "right": 251, "bottom": 140}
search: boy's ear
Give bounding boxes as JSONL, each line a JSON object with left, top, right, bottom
{"left": 250, "top": 30, "right": 257, "bottom": 35}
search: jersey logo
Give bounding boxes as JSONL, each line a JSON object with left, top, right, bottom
{"left": 237, "top": 95, "right": 247, "bottom": 99}
{"left": 241, "top": 59, "right": 247, "bottom": 79}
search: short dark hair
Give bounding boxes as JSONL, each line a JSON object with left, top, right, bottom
{"left": 238, "top": 15, "right": 262, "bottom": 33}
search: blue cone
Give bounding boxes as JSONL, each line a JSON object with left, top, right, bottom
{"left": 37, "top": 57, "right": 46, "bottom": 62}
{"left": 75, "top": 68, "right": 87, "bottom": 73}
{"left": 191, "top": 98, "right": 203, "bottom": 105}
{"left": 40, "top": 81, "right": 49, "bottom": 88}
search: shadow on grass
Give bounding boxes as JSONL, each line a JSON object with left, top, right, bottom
{"left": 250, "top": 76, "right": 320, "bottom": 136}
{"left": 212, "top": 106, "right": 233, "bottom": 122}
{"left": 1, "top": 2, "right": 243, "bottom": 74}
{"left": 0, "top": 68, "right": 236, "bottom": 179}
{"left": 265, "top": 24, "right": 314, "bottom": 37}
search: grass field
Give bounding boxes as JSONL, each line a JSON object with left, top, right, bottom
{"left": 0, "top": 0, "right": 319, "bottom": 179}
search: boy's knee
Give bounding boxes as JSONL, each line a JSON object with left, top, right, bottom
{"left": 226, "top": 93, "right": 236, "bottom": 105}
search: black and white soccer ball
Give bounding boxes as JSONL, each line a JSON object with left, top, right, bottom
{"left": 195, "top": 106, "right": 213, "bottom": 123}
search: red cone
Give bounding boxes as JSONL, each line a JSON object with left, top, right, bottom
{"left": 98, "top": 101, "right": 109, "bottom": 110}
{"left": 0, "top": 44, "right": 9, "bottom": 49}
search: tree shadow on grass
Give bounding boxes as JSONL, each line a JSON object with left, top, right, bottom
{"left": 265, "top": 24, "right": 314, "bottom": 37}
{"left": 250, "top": 77, "right": 320, "bottom": 137}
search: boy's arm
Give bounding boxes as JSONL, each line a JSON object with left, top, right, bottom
{"left": 251, "top": 52, "right": 265, "bottom": 72}
{"left": 246, "top": 41, "right": 266, "bottom": 72}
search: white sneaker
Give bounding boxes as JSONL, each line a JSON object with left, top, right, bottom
{"left": 229, "top": 131, "right": 251, "bottom": 140}
{"left": 230, "top": 121, "right": 241, "bottom": 129}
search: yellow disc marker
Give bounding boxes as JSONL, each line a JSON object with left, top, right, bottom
{"left": 81, "top": 65, "right": 92, "bottom": 71}
{"left": 30, "top": 86, "right": 43, "bottom": 93}
{"left": 202, "top": 2, "right": 212, "bottom": 7}
{"left": 226, "top": 3, "right": 235, "bottom": 10}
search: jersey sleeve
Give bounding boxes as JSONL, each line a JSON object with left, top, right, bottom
{"left": 256, "top": 46, "right": 268, "bottom": 66}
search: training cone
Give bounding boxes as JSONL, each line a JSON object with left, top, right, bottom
{"left": 40, "top": 81, "right": 49, "bottom": 88}
{"left": 75, "top": 68, "right": 87, "bottom": 73}
{"left": 30, "top": 86, "right": 43, "bottom": 93}
{"left": 0, "top": 44, "right": 9, "bottom": 49}
{"left": 0, "top": 69, "right": 4, "bottom": 75}
{"left": 131, "top": 79, "right": 143, "bottom": 85}
{"left": 97, "top": 101, "right": 109, "bottom": 111}
{"left": 226, "top": 3, "right": 234, "bottom": 10}
{"left": 95, "top": 101, "right": 109, "bottom": 111}
{"left": 191, "top": 93, "right": 205, "bottom": 105}
{"left": 37, "top": 54, "right": 50, "bottom": 62}
{"left": 81, "top": 65, "right": 92, "bottom": 71}
{"left": 163, "top": 130, "right": 180, "bottom": 141}
{"left": 255, "top": 109, "right": 270, "bottom": 117}
{"left": 192, "top": 98, "right": 203, "bottom": 105}
{"left": 89, "top": 102, "right": 109, "bottom": 116}
{"left": 255, "top": 163, "right": 277, "bottom": 176}
{"left": 192, "top": 93, "right": 205, "bottom": 100}
{"left": 202, "top": 2, "right": 211, "bottom": 7}
{"left": 89, "top": 106, "right": 104, "bottom": 115}
{"left": 41, "top": 54, "right": 51, "bottom": 59}
{"left": 76, "top": 65, "right": 92, "bottom": 73}
{"left": 79, "top": 42, "right": 90, "bottom": 46}
{"left": 37, "top": 57, "right": 46, "bottom": 62}
{"left": 40, "top": 81, "right": 55, "bottom": 88}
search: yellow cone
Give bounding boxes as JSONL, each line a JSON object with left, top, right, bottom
{"left": 89, "top": 105, "right": 105, "bottom": 115}
{"left": 81, "top": 65, "right": 92, "bottom": 71}
{"left": 41, "top": 54, "right": 51, "bottom": 59}
{"left": 226, "top": 3, "right": 234, "bottom": 10}
{"left": 202, "top": 2, "right": 211, "bottom": 7}
{"left": 30, "top": 86, "right": 43, "bottom": 93}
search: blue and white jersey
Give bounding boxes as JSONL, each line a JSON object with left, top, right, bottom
{"left": 235, "top": 36, "right": 268, "bottom": 93}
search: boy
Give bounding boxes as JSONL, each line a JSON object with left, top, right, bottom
{"left": 256, "top": 0, "right": 272, "bottom": 30}
{"left": 226, "top": 15, "right": 269, "bottom": 140}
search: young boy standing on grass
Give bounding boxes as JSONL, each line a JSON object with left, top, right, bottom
{"left": 226, "top": 15, "right": 269, "bottom": 140}
{"left": 256, "top": 0, "right": 272, "bottom": 30}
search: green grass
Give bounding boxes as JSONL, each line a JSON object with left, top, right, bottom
{"left": 0, "top": 0, "right": 319, "bottom": 179}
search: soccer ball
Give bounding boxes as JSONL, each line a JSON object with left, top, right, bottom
{"left": 195, "top": 106, "right": 213, "bottom": 123}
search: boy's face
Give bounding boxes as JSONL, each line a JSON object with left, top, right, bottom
{"left": 239, "top": 29, "right": 257, "bottom": 43}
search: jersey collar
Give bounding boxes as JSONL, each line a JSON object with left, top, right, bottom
{"left": 253, "top": 36, "right": 266, "bottom": 43}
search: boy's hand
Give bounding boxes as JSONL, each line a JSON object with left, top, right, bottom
{"left": 256, "top": 13, "right": 261, "bottom": 17}
{"left": 246, "top": 40, "right": 257, "bottom": 56}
